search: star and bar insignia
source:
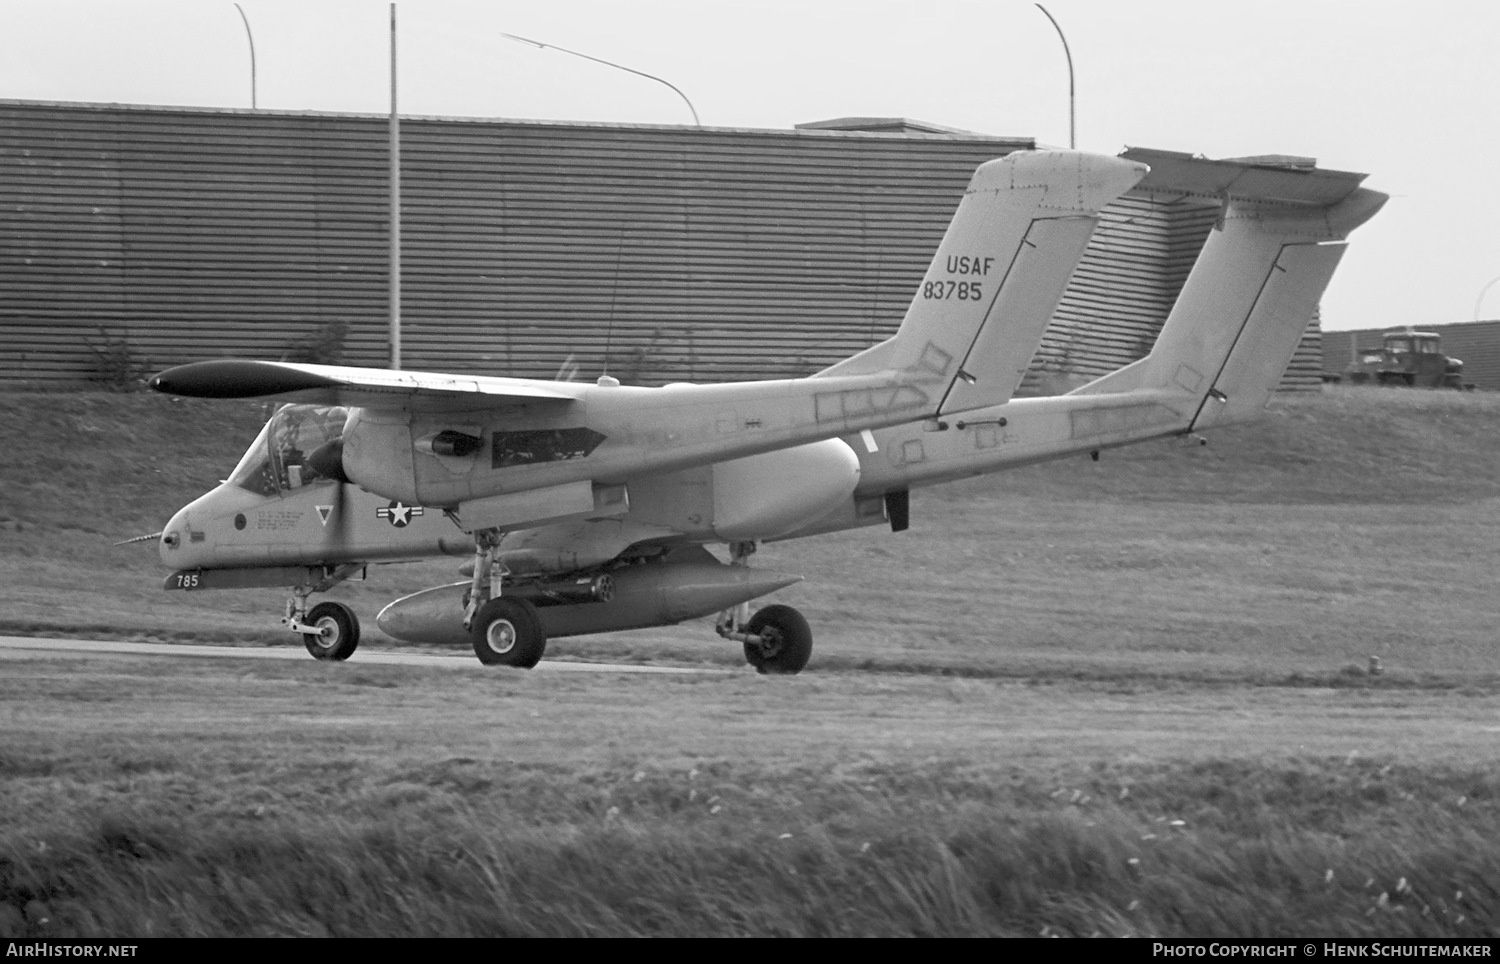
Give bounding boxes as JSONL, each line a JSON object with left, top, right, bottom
{"left": 377, "top": 501, "right": 424, "bottom": 527}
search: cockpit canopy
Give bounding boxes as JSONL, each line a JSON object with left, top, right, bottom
{"left": 227, "top": 404, "right": 349, "bottom": 497}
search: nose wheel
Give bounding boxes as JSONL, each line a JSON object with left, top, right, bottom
{"left": 280, "top": 563, "right": 364, "bottom": 661}
{"left": 302, "top": 600, "right": 360, "bottom": 661}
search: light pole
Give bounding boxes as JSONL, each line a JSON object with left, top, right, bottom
{"left": 1475, "top": 274, "right": 1500, "bottom": 321}
{"left": 499, "top": 32, "right": 701, "bottom": 126}
{"left": 233, "top": 3, "right": 257, "bottom": 109}
{"left": 390, "top": 3, "right": 401, "bottom": 369}
{"left": 1035, "top": 4, "right": 1074, "bottom": 149}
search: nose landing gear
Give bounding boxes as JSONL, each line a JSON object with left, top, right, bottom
{"left": 281, "top": 563, "right": 365, "bottom": 661}
{"left": 301, "top": 601, "right": 360, "bottom": 660}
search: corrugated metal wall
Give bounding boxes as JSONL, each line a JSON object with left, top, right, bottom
{"left": 1322, "top": 322, "right": 1500, "bottom": 391}
{"left": 0, "top": 100, "right": 1321, "bottom": 392}
{"left": 1027, "top": 195, "right": 1220, "bottom": 390}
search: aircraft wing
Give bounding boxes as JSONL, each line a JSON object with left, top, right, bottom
{"left": 149, "top": 359, "right": 583, "bottom": 410}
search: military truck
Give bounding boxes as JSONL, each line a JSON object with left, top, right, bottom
{"left": 1343, "top": 328, "right": 1467, "bottom": 388}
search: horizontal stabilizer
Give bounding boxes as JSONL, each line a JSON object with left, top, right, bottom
{"left": 1123, "top": 147, "right": 1369, "bottom": 208}
{"left": 149, "top": 360, "right": 581, "bottom": 410}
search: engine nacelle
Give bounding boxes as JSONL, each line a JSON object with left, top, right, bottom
{"left": 341, "top": 407, "right": 420, "bottom": 504}
{"left": 710, "top": 438, "right": 860, "bottom": 541}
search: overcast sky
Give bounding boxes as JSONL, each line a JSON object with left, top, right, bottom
{"left": 3, "top": 0, "right": 1497, "bottom": 331}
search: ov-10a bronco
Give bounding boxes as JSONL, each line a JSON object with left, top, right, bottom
{"left": 144, "top": 149, "right": 1385, "bottom": 673}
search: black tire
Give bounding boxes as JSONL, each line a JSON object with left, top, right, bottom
{"left": 742, "top": 604, "right": 812, "bottom": 675}
{"left": 303, "top": 601, "right": 360, "bottom": 661}
{"left": 471, "top": 597, "right": 547, "bottom": 668}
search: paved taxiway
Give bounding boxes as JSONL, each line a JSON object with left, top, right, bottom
{"left": 0, "top": 635, "right": 714, "bottom": 674}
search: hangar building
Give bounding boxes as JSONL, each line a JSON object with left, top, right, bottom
{"left": 0, "top": 100, "right": 1348, "bottom": 392}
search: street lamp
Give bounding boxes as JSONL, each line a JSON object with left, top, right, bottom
{"left": 1475, "top": 274, "right": 1500, "bottom": 321}
{"left": 1035, "top": 4, "right": 1074, "bottom": 149}
{"left": 233, "top": 3, "right": 257, "bottom": 109}
{"left": 390, "top": 4, "right": 401, "bottom": 369}
{"left": 499, "top": 32, "right": 701, "bottom": 126}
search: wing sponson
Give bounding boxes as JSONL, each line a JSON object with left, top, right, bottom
{"left": 149, "top": 359, "right": 581, "bottom": 408}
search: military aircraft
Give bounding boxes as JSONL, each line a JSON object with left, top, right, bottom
{"left": 145, "top": 149, "right": 1386, "bottom": 673}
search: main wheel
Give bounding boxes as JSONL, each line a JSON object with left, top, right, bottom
{"left": 471, "top": 597, "right": 547, "bottom": 668}
{"left": 742, "top": 604, "right": 812, "bottom": 675}
{"left": 303, "top": 601, "right": 360, "bottom": 661}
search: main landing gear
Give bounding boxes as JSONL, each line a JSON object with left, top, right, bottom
{"left": 715, "top": 541, "right": 813, "bottom": 675}
{"left": 464, "top": 529, "right": 547, "bottom": 668}
{"left": 281, "top": 564, "right": 364, "bottom": 660}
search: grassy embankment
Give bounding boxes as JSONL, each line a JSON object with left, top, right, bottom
{"left": 1, "top": 386, "right": 1498, "bottom": 936}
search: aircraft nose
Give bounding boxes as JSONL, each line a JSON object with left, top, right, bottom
{"left": 159, "top": 482, "right": 272, "bottom": 570}
{"left": 158, "top": 505, "right": 190, "bottom": 566}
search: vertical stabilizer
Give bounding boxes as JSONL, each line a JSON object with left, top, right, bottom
{"left": 818, "top": 151, "right": 1146, "bottom": 414}
{"left": 1185, "top": 241, "right": 1345, "bottom": 430}
{"left": 1068, "top": 187, "right": 1388, "bottom": 430}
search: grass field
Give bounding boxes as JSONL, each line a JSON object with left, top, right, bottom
{"left": 1, "top": 386, "right": 1498, "bottom": 936}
